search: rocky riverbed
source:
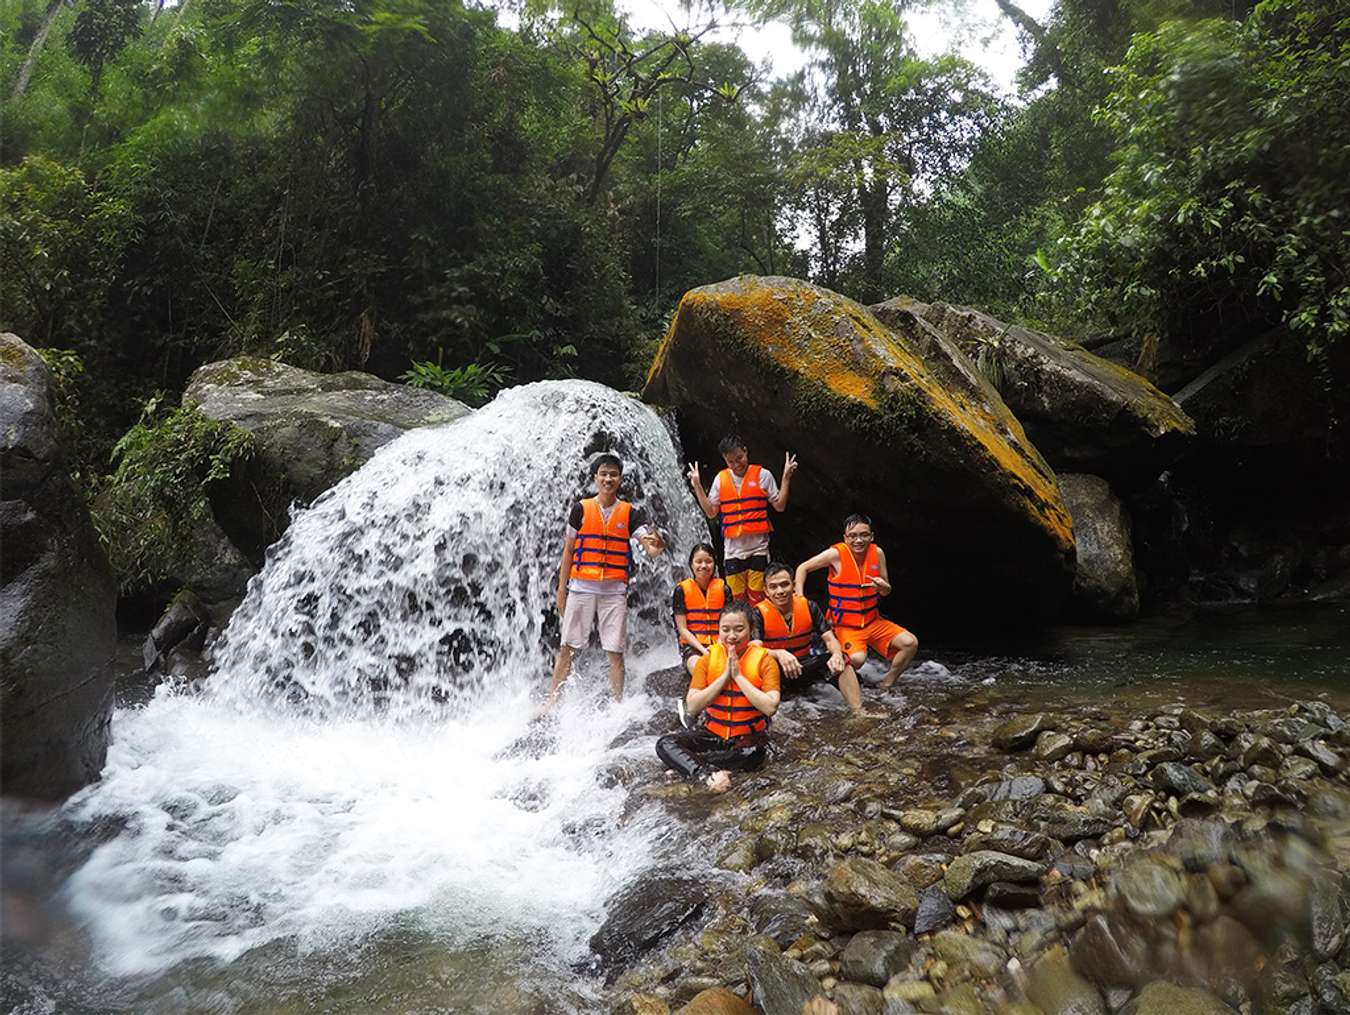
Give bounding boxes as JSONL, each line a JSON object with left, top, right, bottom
{"left": 594, "top": 649, "right": 1350, "bottom": 1015}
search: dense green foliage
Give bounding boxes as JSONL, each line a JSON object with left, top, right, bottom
{"left": 92, "top": 398, "right": 254, "bottom": 592}
{"left": 2, "top": 0, "right": 1344, "bottom": 518}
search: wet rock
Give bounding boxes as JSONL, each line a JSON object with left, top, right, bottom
{"left": 1069, "top": 914, "right": 1150, "bottom": 988}
{"left": 1184, "top": 872, "right": 1221, "bottom": 921}
{"left": 943, "top": 851, "right": 1044, "bottom": 901}
{"left": 745, "top": 942, "right": 826, "bottom": 1015}
{"left": 718, "top": 836, "right": 759, "bottom": 874}
{"left": 1207, "top": 863, "right": 1247, "bottom": 900}
{"left": 962, "top": 825, "right": 1053, "bottom": 860}
{"left": 1052, "top": 857, "right": 1097, "bottom": 881}
{"left": 1241, "top": 736, "right": 1283, "bottom": 771}
{"left": 883, "top": 977, "right": 935, "bottom": 1009}
{"left": 749, "top": 894, "right": 819, "bottom": 947}
{"left": 896, "top": 854, "right": 947, "bottom": 889}
{"left": 987, "top": 776, "right": 1046, "bottom": 802}
{"left": 1187, "top": 732, "right": 1226, "bottom": 761}
{"left": 1310, "top": 878, "right": 1345, "bottom": 960}
{"left": 1266, "top": 717, "right": 1327, "bottom": 745}
{"left": 1, "top": 334, "right": 116, "bottom": 800}
{"left": 1297, "top": 740, "right": 1344, "bottom": 774}
{"left": 885, "top": 831, "right": 921, "bottom": 853}
{"left": 676, "top": 987, "right": 754, "bottom": 1015}
{"left": 1075, "top": 729, "right": 1116, "bottom": 754}
{"left": 185, "top": 356, "right": 469, "bottom": 559}
{"left": 831, "top": 981, "right": 884, "bottom": 1015}
{"left": 1280, "top": 756, "right": 1321, "bottom": 782}
{"left": 1121, "top": 981, "right": 1237, "bottom": 1015}
{"left": 839, "top": 930, "right": 912, "bottom": 987}
{"left": 993, "top": 715, "right": 1050, "bottom": 751}
{"left": 1122, "top": 794, "right": 1153, "bottom": 830}
{"left": 1037, "top": 731, "right": 1077, "bottom": 762}
{"left": 985, "top": 881, "right": 1042, "bottom": 909}
{"left": 899, "top": 810, "right": 940, "bottom": 836}
{"left": 1037, "top": 809, "right": 1112, "bottom": 842}
{"left": 1059, "top": 474, "right": 1141, "bottom": 620}
{"left": 589, "top": 877, "right": 707, "bottom": 977}
{"left": 913, "top": 884, "right": 957, "bottom": 935}
{"left": 1025, "top": 946, "right": 1107, "bottom": 1015}
{"left": 824, "top": 857, "right": 920, "bottom": 930}
{"left": 644, "top": 277, "right": 1076, "bottom": 619}
{"left": 933, "top": 930, "right": 1007, "bottom": 977}
{"left": 1113, "top": 858, "right": 1184, "bottom": 920}
{"left": 1150, "top": 762, "right": 1214, "bottom": 797}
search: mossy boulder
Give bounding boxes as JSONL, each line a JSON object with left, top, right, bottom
{"left": 1059, "top": 474, "right": 1140, "bottom": 621}
{"left": 1, "top": 334, "right": 116, "bottom": 799}
{"left": 644, "top": 276, "right": 1075, "bottom": 624}
{"left": 184, "top": 357, "right": 470, "bottom": 561}
{"left": 879, "top": 299, "right": 1195, "bottom": 486}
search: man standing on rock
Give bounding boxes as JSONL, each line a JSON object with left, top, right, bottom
{"left": 795, "top": 514, "right": 918, "bottom": 690}
{"left": 548, "top": 453, "right": 665, "bottom": 707}
{"left": 686, "top": 434, "right": 797, "bottom": 605}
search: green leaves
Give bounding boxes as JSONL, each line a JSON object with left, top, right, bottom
{"left": 400, "top": 357, "right": 512, "bottom": 407}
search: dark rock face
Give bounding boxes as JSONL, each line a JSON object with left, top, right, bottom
{"left": 1059, "top": 474, "right": 1141, "bottom": 621}
{"left": 745, "top": 942, "right": 825, "bottom": 1015}
{"left": 886, "top": 300, "right": 1194, "bottom": 486}
{"left": 913, "top": 884, "right": 957, "bottom": 935}
{"left": 643, "top": 276, "right": 1075, "bottom": 626}
{"left": 184, "top": 356, "right": 470, "bottom": 561}
{"left": 1, "top": 335, "right": 117, "bottom": 800}
{"left": 839, "top": 929, "right": 912, "bottom": 986}
{"left": 588, "top": 876, "right": 707, "bottom": 978}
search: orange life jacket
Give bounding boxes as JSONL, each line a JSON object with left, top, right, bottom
{"left": 571, "top": 498, "right": 632, "bottom": 582}
{"left": 826, "top": 541, "right": 880, "bottom": 627}
{"left": 716, "top": 465, "right": 772, "bottom": 539}
{"left": 677, "top": 577, "right": 727, "bottom": 645}
{"left": 757, "top": 597, "right": 816, "bottom": 659}
{"left": 701, "top": 643, "right": 773, "bottom": 740}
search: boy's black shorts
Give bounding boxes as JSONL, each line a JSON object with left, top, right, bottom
{"left": 786, "top": 651, "right": 838, "bottom": 687}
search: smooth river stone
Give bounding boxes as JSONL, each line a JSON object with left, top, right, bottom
{"left": 987, "top": 776, "right": 1046, "bottom": 802}
{"left": 1150, "top": 761, "right": 1215, "bottom": 796}
{"left": 1120, "top": 981, "right": 1237, "bottom": 1015}
{"left": 824, "top": 857, "right": 919, "bottom": 929}
{"left": 943, "top": 851, "right": 1044, "bottom": 900}
{"left": 745, "top": 943, "right": 824, "bottom": 1015}
{"left": 840, "top": 930, "right": 912, "bottom": 987}
{"left": 1113, "top": 858, "right": 1184, "bottom": 920}
{"left": 993, "top": 714, "right": 1050, "bottom": 751}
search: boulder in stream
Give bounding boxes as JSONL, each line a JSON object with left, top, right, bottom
{"left": 645, "top": 276, "right": 1075, "bottom": 625}
{"left": 184, "top": 356, "right": 470, "bottom": 561}
{"left": 1, "top": 334, "right": 116, "bottom": 799}
{"left": 1059, "top": 474, "right": 1140, "bottom": 621}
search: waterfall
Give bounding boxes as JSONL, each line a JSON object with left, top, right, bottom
{"left": 56, "top": 381, "right": 709, "bottom": 980}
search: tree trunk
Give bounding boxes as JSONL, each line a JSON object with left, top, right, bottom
{"left": 992, "top": 0, "right": 1076, "bottom": 88}
{"left": 9, "top": 0, "right": 65, "bottom": 103}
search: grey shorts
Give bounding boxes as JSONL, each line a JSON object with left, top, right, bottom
{"left": 561, "top": 591, "right": 627, "bottom": 653}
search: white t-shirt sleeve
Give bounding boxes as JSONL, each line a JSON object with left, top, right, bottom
{"left": 759, "top": 470, "right": 779, "bottom": 501}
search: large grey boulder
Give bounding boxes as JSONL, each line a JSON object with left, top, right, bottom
{"left": 184, "top": 357, "right": 470, "bottom": 560}
{"left": 879, "top": 299, "right": 1195, "bottom": 485}
{"left": 1, "top": 335, "right": 116, "bottom": 799}
{"left": 1059, "top": 474, "right": 1140, "bottom": 621}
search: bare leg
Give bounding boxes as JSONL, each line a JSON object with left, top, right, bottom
{"left": 878, "top": 631, "right": 918, "bottom": 689}
{"left": 545, "top": 644, "right": 575, "bottom": 711}
{"left": 606, "top": 650, "right": 625, "bottom": 700}
{"left": 836, "top": 663, "right": 864, "bottom": 713}
{"left": 684, "top": 655, "right": 700, "bottom": 678}
{"left": 848, "top": 650, "right": 867, "bottom": 671}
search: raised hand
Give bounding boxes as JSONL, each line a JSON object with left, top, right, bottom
{"left": 686, "top": 461, "right": 702, "bottom": 488}
{"left": 782, "top": 451, "right": 798, "bottom": 479}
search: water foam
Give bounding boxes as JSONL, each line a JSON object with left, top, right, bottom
{"left": 60, "top": 381, "right": 708, "bottom": 977}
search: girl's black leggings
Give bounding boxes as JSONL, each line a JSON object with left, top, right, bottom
{"left": 655, "top": 728, "right": 768, "bottom": 781}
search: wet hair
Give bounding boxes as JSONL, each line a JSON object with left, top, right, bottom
{"left": 592, "top": 453, "right": 623, "bottom": 475}
{"left": 843, "top": 513, "right": 873, "bottom": 532}
{"left": 764, "top": 561, "right": 793, "bottom": 582}
{"left": 719, "top": 601, "right": 756, "bottom": 626}
{"left": 717, "top": 434, "right": 747, "bottom": 456}
{"left": 688, "top": 542, "right": 719, "bottom": 573}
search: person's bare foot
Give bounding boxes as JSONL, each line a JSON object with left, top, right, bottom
{"left": 848, "top": 707, "right": 887, "bottom": 720}
{"left": 801, "top": 998, "right": 839, "bottom": 1015}
{"left": 703, "top": 770, "right": 731, "bottom": 793}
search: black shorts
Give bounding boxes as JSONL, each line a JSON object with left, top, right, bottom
{"left": 722, "top": 554, "right": 769, "bottom": 576}
{"left": 680, "top": 643, "right": 706, "bottom": 663}
{"left": 784, "top": 652, "right": 838, "bottom": 688}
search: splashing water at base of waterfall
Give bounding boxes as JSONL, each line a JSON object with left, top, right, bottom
{"left": 42, "top": 382, "right": 712, "bottom": 987}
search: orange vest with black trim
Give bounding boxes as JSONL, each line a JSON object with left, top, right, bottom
{"left": 716, "top": 465, "right": 772, "bottom": 538}
{"left": 702, "top": 643, "right": 773, "bottom": 740}
{"left": 757, "top": 597, "right": 816, "bottom": 659}
{"left": 571, "top": 498, "right": 632, "bottom": 582}
{"left": 826, "top": 541, "right": 880, "bottom": 627}
{"left": 678, "top": 577, "right": 727, "bottom": 645}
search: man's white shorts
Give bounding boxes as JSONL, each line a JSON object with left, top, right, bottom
{"left": 561, "top": 591, "right": 627, "bottom": 653}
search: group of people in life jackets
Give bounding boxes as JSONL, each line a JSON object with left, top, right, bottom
{"left": 547, "top": 435, "right": 919, "bottom": 794}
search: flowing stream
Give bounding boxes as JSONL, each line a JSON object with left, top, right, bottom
{"left": 3, "top": 381, "right": 714, "bottom": 1013}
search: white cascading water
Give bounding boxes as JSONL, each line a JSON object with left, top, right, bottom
{"left": 59, "top": 381, "right": 710, "bottom": 982}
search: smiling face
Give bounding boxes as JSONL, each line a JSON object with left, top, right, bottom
{"left": 765, "top": 570, "right": 794, "bottom": 611}
{"left": 721, "top": 446, "right": 749, "bottom": 478}
{"left": 843, "top": 520, "right": 874, "bottom": 557}
{"left": 593, "top": 463, "right": 622, "bottom": 499}
{"left": 718, "top": 610, "right": 751, "bottom": 650}
{"left": 690, "top": 549, "right": 716, "bottom": 586}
